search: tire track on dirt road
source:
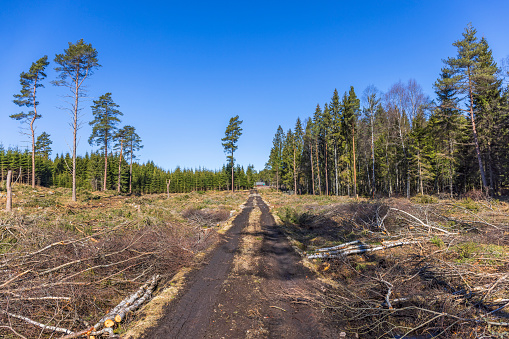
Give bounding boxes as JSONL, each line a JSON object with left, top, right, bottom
{"left": 141, "top": 193, "right": 255, "bottom": 339}
{"left": 141, "top": 191, "right": 336, "bottom": 338}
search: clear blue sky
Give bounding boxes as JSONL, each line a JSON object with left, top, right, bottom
{"left": 1, "top": 0, "right": 508, "bottom": 172}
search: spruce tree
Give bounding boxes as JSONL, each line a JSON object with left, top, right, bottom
{"left": 442, "top": 24, "right": 495, "bottom": 194}
{"left": 121, "top": 126, "right": 142, "bottom": 194}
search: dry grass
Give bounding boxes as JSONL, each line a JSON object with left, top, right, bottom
{"left": 0, "top": 184, "right": 248, "bottom": 338}
{"left": 261, "top": 190, "right": 509, "bottom": 338}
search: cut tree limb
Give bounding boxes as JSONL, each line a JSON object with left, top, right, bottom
{"left": 1, "top": 310, "right": 73, "bottom": 335}
{"left": 389, "top": 207, "right": 455, "bottom": 234}
{"left": 308, "top": 240, "right": 420, "bottom": 259}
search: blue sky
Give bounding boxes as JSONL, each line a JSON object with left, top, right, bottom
{"left": 1, "top": 1, "right": 508, "bottom": 172}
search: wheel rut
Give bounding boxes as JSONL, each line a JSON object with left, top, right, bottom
{"left": 141, "top": 191, "right": 336, "bottom": 338}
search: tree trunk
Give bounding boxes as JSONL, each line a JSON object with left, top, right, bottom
{"left": 325, "top": 140, "right": 329, "bottom": 196}
{"left": 117, "top": 138, "right": 123, "bottom": 193}
{"left": 72, "top": 77, "right": 79, "bottom": 202}
{"left": 334, "top": 143, "right": 338, "bottom": 196}
{"left": 129, "top": 142, "right": 133, "bottom": 195}
{"left": 293, "top": 144, "right": 297, "bottom": 195}
{"left": 30, "top": 75, "right": 38, "bottom": 189}
{"left": 371, "top": 115, "right": 375, "bottom": 198}
{"left": 315, "top": 139, "right": 321, "bottom": 195}
{"left": 353, "top": 127, "right": 357, "bottom": 198}
{"left": 276, "top": 167, "right": 279, "bottom": 192}
{"left": 104, "top": 136, "right": 108, "bottom": 192}
{"left": 467, "top": 66, "right": 489, "bottom": 194}
{"left": 6, "top": 170, "right": 12, "bottom": 211}
{"left": 310, "top": 143, "right": 315, "bottom": 195}
{"left": 231, "top": 150, "right": 234, "bottom": 193}
{"left": 418, "top": 148, "right": 423, "bottom": 195}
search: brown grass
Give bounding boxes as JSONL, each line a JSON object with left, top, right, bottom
{"left": 261, "top": 191, "right": 509, "bottom": 338}
{"left": 0, "top": 184, "right": 248, "bottom": 338}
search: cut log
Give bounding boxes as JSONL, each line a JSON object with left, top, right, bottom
{"left": 104, "top": 317, "right": 115, "bottom": 328}
{"left": 308, "top": 240, "right": 420, "bottom": 259}
{"left": 92, "top": 274, "right": 160, "bottom": 332}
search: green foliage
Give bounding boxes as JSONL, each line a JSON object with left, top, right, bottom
{"left": 221, "top": 115, "right": 243, "bottom": 164}
{"left": 53, "top": 39, "right": 100, "bottom": 86}
{"left": 459, "top": 198, "right": 480, "bottom": 212}
{"left": 430, "top": 236, "right": 444, "bottom": 248}
{"left": 89, "top": 92, "right": 123, "bottom": 151}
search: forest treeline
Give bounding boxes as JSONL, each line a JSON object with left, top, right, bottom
{"left": 0, "top": 147, "right": 257, "bottom": 194}
{"left": 264, "top": 25, "right": 509, "bottom": 197}
{"left": 4, "top": 38, "right": 258, "bottom": 196}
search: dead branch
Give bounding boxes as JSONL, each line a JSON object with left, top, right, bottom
{"left": 315, "top": 240, "right": 362, "bottom": 253}
{"left": 1, "top": 310, "right": 73, "bottom": 335}
{"left": 0, "top": 325, "right": 27, "bottom": 339}
{"left": 389, "top": 207, "right": 455, "bottom": 234}
{"left": 308, "top": 239, "right": 420, "bottom": 259}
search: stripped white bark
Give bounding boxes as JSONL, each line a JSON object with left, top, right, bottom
{"left": 93, "top": 274, "right": 159, "bottom": 330}
{"left": 308, "top": 240, "right": 420, "bottom": 259}
{"left": 1, "top": 310, "right": 72, "bottom": 335}
{"left": 315, "top": 240, "right": 362, "bottom": 252}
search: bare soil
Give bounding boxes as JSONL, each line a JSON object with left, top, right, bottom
{"left": 141, "top": 191, "right": 338, "bottom": 338}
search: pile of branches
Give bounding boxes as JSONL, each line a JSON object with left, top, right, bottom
{"left": 298, "top": 199, "right": 509, "bottom": 337}
{"left": 182, "top": 207, "right": 230, "bottom": 228}
{"left": 0, "top": 215, "right": 204, "bottom": 338}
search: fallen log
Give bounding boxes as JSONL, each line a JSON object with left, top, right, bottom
{"left": 308, "top": 240, "right": 420, "bottom": 259}
{"left": 93, "top": 274, "right": 159, "bottom": 330}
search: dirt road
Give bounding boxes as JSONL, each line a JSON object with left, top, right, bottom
{"left": 142, "top": 191, "right": 336, "bottom": 338}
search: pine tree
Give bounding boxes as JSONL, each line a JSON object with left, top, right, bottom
{"left": 11, "top": 56, "right": 50, "bottom": 188}
{"left": 53, "top": 39, "right": 100, "bottom": 201}
{"left": 221, "top": 115, "right": 243, "bottom": 192}
{"left": 35, "top": 132, "right": 53, "bottom": 159}
{"left": 89, "top": 93, "right": 123, "bottom": 191}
